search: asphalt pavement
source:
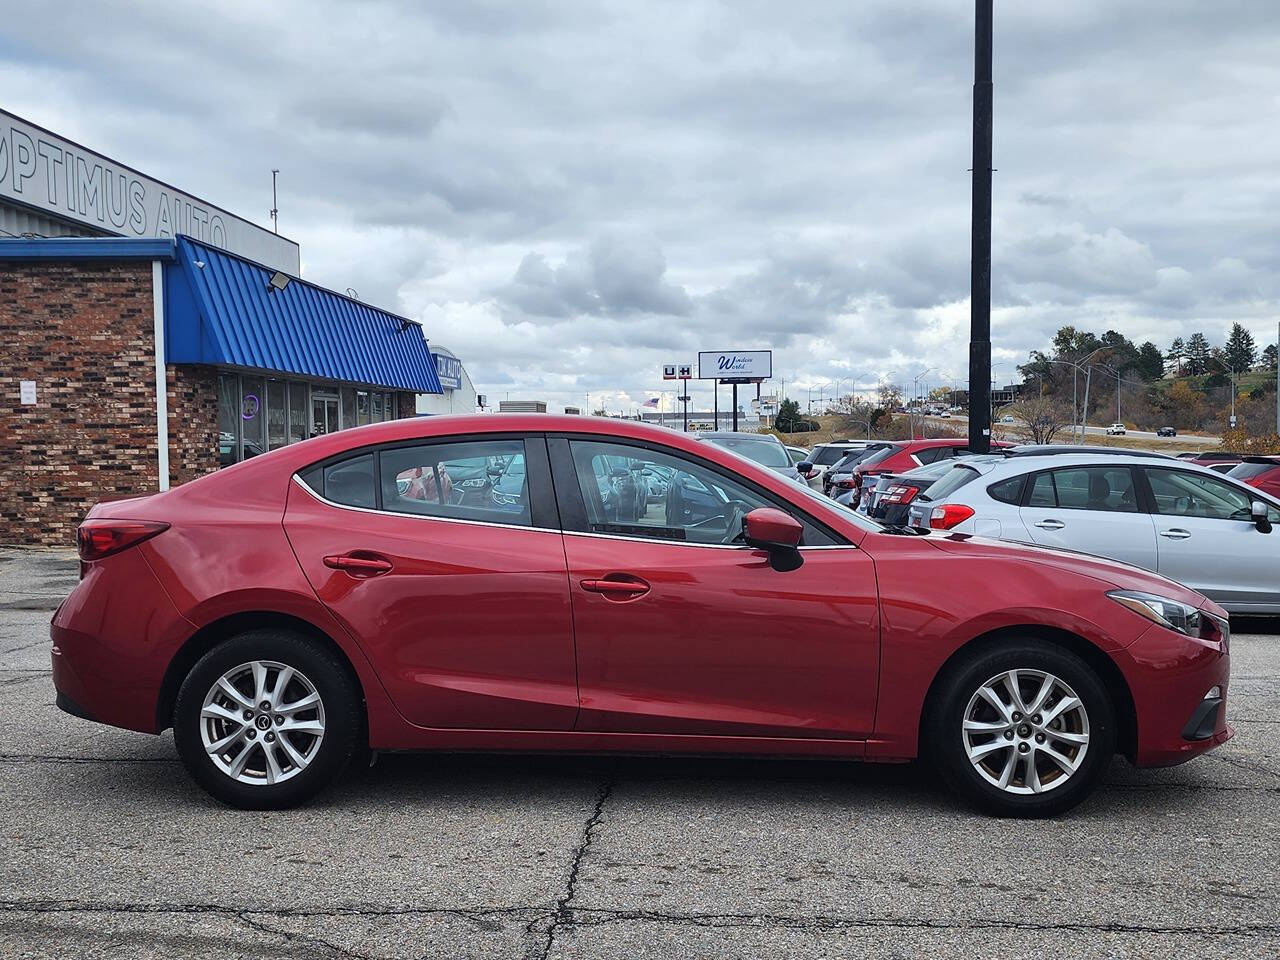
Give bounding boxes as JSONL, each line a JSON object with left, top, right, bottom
{"left": 1, "top": 547, "right": 1278, "bottom": 959}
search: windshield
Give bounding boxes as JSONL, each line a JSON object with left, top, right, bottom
{"left": 857, "top": 445, "right": 900, "bottom": 469}
{"left": 813, "top": 445, "right": 854, "bottom": 466}
{"left": 1228, "top": 462, "right": 1279, "bottom": 481}
{"left": 919, "top": 464, "right": 981, "bottom": 503}
{"left": 706, "top": 436, "right": 790, "bottom": 468}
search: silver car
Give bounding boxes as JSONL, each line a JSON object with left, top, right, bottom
{"left": 908, "top": 451, "right": 1280, "bottom": 614}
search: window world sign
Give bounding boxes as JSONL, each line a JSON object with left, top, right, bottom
{"left": 0, "top": 109, "right": 300, "bottom": 274}
{"left": 697, "top": 350, "right": 772, "bottom": 382}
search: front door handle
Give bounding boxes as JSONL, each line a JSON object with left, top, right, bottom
{"left": 1034, "top": 519, "right": 1065, "bottom": 530}
{"left": 324, "top": 553, "right": 393, "bottom": 576}
{"left": 1159, "top": 529, "right": 1192, "bottom": 540}
{"left": 581, "top": 577, "right": 650, "bottom": 599}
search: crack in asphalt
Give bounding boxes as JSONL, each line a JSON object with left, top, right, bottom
{"left": 0, "top": 753, "right": 178, "bottom": 764}
{"left": 529, "top": 776, "right": 615, "bottom": 960}
{"left": 5, "top": 898, "right": 1278, "bottom": 949}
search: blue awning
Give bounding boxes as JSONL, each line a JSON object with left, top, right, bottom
{"left": 165, "top": 236, "right": 441, "bottom": 393}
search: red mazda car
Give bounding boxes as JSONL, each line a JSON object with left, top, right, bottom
{"left": 53, "top": 416, "right": 1231, "bottom": 816}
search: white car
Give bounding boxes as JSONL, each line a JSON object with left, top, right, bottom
{"left": 803, "top": 441, "right": 874, "bottom": 490}
{"left": 999, "top": 415, "right": 1015, "bottom": 424}
{"left": 904, "top": 450, "right": 1280, "bottom": 614}
{"left": 1106, "top": 423, "right": 1126, "bottom": 435}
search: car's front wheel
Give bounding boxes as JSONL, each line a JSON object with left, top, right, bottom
{"left": 173, "top": 629, "right": 362, "bottom": 809}
{"left": 926, "top": 640, "right": 1116, "bottom": 817}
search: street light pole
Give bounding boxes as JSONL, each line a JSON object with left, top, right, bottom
{"left": 968, "top": 0, "right": 994, "bottom": 454}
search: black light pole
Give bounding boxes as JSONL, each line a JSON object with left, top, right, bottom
{"left": 967, "top": 0, "right": 994, "bottom": 454}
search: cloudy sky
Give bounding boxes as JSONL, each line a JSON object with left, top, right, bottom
{"left": 4, "top": 0, "right": 1279, "bottom": 412}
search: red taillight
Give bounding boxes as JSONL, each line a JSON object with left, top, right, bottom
{"left": 834, "top": 477, "right": 858, "bottom": 489}
{"left": 76, "top": 519, "right": 169, "bottom": 562}
{"left": 928, "top": 504, "right": 975, "bottom": 530}
{"left": 882, "top": 484, "right": 920, "bottom": 505}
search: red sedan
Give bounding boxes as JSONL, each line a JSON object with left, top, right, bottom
{"left": 1228, "top": 456, "right": 1280, "bottom": 499}
{"left": 53, "top": 416, "right": 1231, "bottom": 816}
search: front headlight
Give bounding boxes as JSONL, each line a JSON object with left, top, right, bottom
{"left": 1107, "top": 589, "right": 1203, "bottom": 637}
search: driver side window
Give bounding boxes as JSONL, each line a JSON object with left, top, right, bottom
{"left": 568, "top": 440, "right": 776, "bottom": 545}
{"left": 1144, "top": 468, "right": 1278, "bottom": 522}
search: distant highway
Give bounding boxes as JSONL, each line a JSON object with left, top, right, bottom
{"left": 920, "top": 414, "right": 1219, "bottom": 446}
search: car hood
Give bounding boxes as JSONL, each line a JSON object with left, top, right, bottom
{"left": 923, "top": 531, "right": 1224, "bottom": 615}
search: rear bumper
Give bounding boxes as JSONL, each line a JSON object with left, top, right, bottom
{"left": 50, "top": 549, "right": 192, "bottom": 734}
{"left": 1117, "top": 624, "right": 1233, "bottom": 767}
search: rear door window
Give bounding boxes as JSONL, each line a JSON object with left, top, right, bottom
{"left": 379, "top": 439, "right": 532, "bottom": 526}
{"left": 1029, "top": 467, "right": 1139, "bottom": 512}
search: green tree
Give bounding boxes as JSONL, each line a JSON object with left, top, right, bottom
{"left": 1165, "top": 337, "right": 1186, "bottom": 376}
{"left": 1184, "top": 332, "right": 1211, "bottom": 375}
{"left": 1262, "top": 343, "right": 1278, "bottom": 372}
{"left": 775, "top": 397, "right": 801, "bottom": 431}
{"left": 1136, "top": 341, "right": 1165, "bottom": 380}
{"left": 1224, "top": 322, "right": 1257, "bottom": 372}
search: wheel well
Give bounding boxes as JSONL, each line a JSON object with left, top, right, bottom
{"left": 920, "top": 625, "right": 1137, "bottom": 760}
{"left": 155, "top": 611, "right": 366, "bottom": 732}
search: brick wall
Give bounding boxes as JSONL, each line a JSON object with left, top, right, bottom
{"left": 1, "top": 259, "right": 423, "bottom": 546}
{"left": 1, "top": 260, "right": 159, "bottom": 546}
{"left": 168, "top": 365, "right": 220, "bottom": 485}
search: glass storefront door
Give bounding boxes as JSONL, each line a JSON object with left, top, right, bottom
{"left": 311, "top": 393, "right": 340, "bottom": 437}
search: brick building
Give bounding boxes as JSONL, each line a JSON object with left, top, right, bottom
{"left": 1, "top": 236, "right": 441, "bottom": 545}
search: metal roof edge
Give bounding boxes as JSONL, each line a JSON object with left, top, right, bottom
{"left": 0, "top": 236, "right": 178, "bottom": 261}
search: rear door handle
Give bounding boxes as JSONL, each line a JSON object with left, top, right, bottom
{"left": 581, "top": 577, "right": 650, "bottom": 599}
{"left": 1034, "top": 519, "right": 1065, "bottom": 530}
{"left": 323, "top": 553, "right": 393, "bottom": 575}
{"left": 1159, "top": 529, "right": 1192, "bottom": 540}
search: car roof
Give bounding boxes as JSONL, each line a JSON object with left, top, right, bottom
{"left": 696, "top": 431, "right": 780, "bottom": 442}
{"left": 1006, "top": 444, "right": 1175, "bottom": 459}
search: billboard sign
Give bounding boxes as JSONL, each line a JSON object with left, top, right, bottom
{"left": 662, "top": 364, "right": 676, "bottom": 380}
{"left": 697, "top": 350, "right": 772, "bottom": 382}
{"left": 678, "top": 364, "right": 692, "bottom": 379}
{"left": 434, "top": 352, "right": 463, "bottom": 390}
{"left": 0, "top": 109, "right": 300, "bottom": 274}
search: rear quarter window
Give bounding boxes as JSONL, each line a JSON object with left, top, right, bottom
{"left": 986, "top": 474, "right": 1027, "bottom": 505}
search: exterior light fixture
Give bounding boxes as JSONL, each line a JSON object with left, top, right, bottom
{"left": 266, "top": 271, "right": 291, "bottom": 293}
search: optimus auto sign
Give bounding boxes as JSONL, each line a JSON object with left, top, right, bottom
{"left": 0, "top": 110, "right": 300, "bottom": 274}
{"left": 697, "top": 350, "right": 772, "bottom": 382}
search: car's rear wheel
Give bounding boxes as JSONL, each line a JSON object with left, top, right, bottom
{"left": 173, "top": 630, "right": 361, "bottom": 810}
{"left": 926, "top": 640, "right": 1115, "bottom": 817}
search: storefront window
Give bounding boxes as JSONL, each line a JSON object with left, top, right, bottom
{"left": 241, "top": 376, "right": 266, "bottom": 459}
{"left": 340, "top": 387, "right": 356, "bottom": 431}
{"left": 218, "top": 374, "right": 239, "bottom": 467}
{"left": 288, "top": 382, "right": 308, "bottom": 444}
{"left": 267, "top": 380, "right": 287, "bottom": 449}
{"left": 217, "top": 375, "right": 404, "bottom": 466}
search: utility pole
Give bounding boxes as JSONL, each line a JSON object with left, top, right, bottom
{"left": 270, "top": 169, "right": 280, "bottom": 234}
{"left": 967, "top": 0, "right": 994, "bottom": 454}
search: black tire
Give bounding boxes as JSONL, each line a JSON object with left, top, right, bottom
{"left": 173, "top": 629, "right": 362, "bottom": 810}
{"left": 925, "top": 640, "right": 1115, "bottom": 818}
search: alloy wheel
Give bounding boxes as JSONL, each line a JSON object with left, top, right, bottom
{"left": 199, "top": 660, "right": 326, "bottom": 786}
{"left": 961, "top": 669, "right": 1090, "bottom": 795}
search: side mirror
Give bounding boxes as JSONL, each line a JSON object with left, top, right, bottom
{"left": 1252, "top": 500, "right": 1272, "bottom": 533}
{"left": 796, "top": 460, "right": 814, "bottom": 477}
{"left": 742, "top": 507, "right": 804, "bottom": 572}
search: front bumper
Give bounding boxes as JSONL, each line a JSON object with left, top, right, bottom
{"left": 1118, "top": 622, "right": 1233, "bottom": 767}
